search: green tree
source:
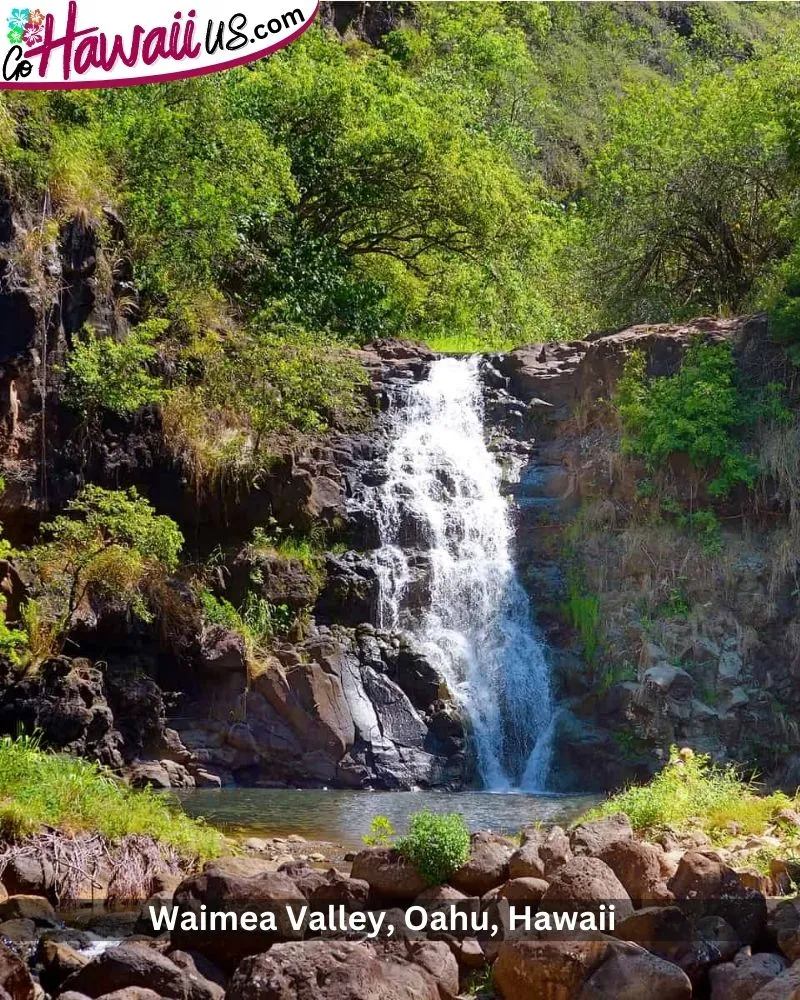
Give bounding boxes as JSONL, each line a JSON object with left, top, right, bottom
{"left": 31, "top": 486, "right": 183, "bottom": 648}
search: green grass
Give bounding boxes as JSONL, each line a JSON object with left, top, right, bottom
{"left": 0, "top": 735, "right": 224, "bottom": 861}
{"left": 424, "top": 333, "right": 520, "bottom": 355}
{"left": 581, "top": 746, "right": 794, "bottom": 841}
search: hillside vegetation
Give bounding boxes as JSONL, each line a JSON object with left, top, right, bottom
{"left": 3, "top": 3, "right": 800, "bottom": 456}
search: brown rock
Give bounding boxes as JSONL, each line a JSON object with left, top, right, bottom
{"left": 450, "top": 833, "right": 514, "bottom": 896}
{"left": 350, "top": 849, "right": 427, "bottom": 901}
{"left": 61, "top": 944, "right": 188, "bottom": 999}
{"left": 96, "top": 991, "right": 164, "bottom": 1000}
{"left": 750, "top": 960, "right": 800, "bottom": 999}
{"left": 0, "top": 856, "right": 54, "bottom": 898}
{"left": 540, "top": 857, "right": 634, "bottom": 922}
{"left": 0, "top": 895, "right": 57, "bottom": 926}
{"left": 385, "top": 940, "right": 459, "bottom": 999}
{"left": 512, "top": 826, "right": 572, "bottom": 880}
{"left": 0, "top": 920, "right": 36, "bottom": 944}
{"left": 36, "top": 939, "right": 89, "bottom": 994}
{"left": 309, "top": 870, "right": 370, "bottom": 909}
{"left": 669, "top": 851, "right": 767, "bottom": 944}
{"left": 0, "top": 941, "right": 35, "bottom": 1000}
{"left": 498, "top": 878, "right": 549, "bottom": 903}
{"left": 570, "top": 814, "right": 633, "bottom": 857}
{"left": 493, "top": 936, "right": 616, "bottom": 999}
{"left": 170, "top": 868, "right": 303, "bottom": 969}
{"left": 226, "top": 940, "right": 440, "bottom": 1000}
{"left": 276, "top": 863, "right": 329, "bottom": 898}
{"left": 615, "top": 906, "right": 694, "bottom": 965}
{"left": 165, "top": 950, "right": 225, "bottom": 1000}
{"left": 771, "top": 900, "right": 800, "bottom": 962}
{"left": 579, "top": 947, "right": 692, "bottom": 999}
{"left": 508, "top": 840, "right": 547, "bottom": 880}
{"left": 597, "top": 840, "right": 673, "bottom": 906}
{"left": 710, "top": 952, "right": 788, "bottom": 1000}
{"left": 448, "top": 937, "right": 484, "bottom": 970}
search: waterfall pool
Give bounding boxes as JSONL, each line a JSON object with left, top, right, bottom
{"left": 171, "top": 788, "right": 599, "bottom": 845}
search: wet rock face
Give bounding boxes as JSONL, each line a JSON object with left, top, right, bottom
{"left": 0, "top": 615, "right": 467, "bottom": 792}
{"left": 0, "top": 657, "right": 124, "bottom": 770}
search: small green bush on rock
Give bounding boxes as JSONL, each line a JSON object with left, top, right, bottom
{"left": 397, "top": 810, "right": 470, "bottom": 886}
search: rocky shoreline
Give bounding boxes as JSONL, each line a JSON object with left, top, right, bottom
{"left": 3, "top": 809, "right": 800, "bottom": 998}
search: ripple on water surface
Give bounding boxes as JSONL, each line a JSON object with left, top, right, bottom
{"left": 172, "top": 788, "right": 599, "bottom": 845}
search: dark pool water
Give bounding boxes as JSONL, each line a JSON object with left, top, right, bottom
{"left": 172, "top": 788, "right": 599, "bottom": 845}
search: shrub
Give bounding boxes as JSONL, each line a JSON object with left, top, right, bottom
{"left": 363, "top": 815, "right": 396, "bottom": 848}
{"left": 199, "top": 589, "right": 292, "bottom": 656}
{"left": 64, "top": 321, "right": 166, "bottom": 419}
{"left": 581, "top": 745, "right": 793, "bottom": 839}
{"left": 397, "top": 810, "right": 470, "bottom": 886}
{"left": 616, "top": 340, "right": 758, "bottom": 498}
{"left": 563, "top": 584, "right": 601, "bottom": 665}
{"left": 31, "top": 486, "right": 183, "bottom": 650}
{"left": 0, "top": 597, "right": 26, "bottom": 665}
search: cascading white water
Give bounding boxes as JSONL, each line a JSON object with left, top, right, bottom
{"left": 372, "top": 356, "right": 554, "bottom": 791}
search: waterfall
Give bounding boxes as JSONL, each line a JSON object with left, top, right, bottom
{"left": 372, "top": 356, "right": 554, "bottom": 791}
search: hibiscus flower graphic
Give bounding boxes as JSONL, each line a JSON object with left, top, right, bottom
{"left": 6, "top": 8, "right": 30, "bottom": 31}
{"left": 27, "top": 7, "right": 44, "bottom": 26}
{"left": 6, "top": 25, "right": 23, "bottom": 44}
{"left": 22, "top": 21, "right": 41, "bottom": 45}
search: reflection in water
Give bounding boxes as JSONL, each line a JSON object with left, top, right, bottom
{"left": 172, "top": 788, "right": 599, "bottom": 845}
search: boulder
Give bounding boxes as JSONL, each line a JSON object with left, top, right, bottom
{"left": 275, "top": 863, "right": 329, "bottom": 899}
{"left": 498, "top": 878, "right": 549, "bottom": 903}
{"left": 95, "top": 992, "right": 164, "bottom": 1000}
{"left": 710, "top": 952, "right": 788, "bottom": 1000}
{"left": 60, "top": 944, "right": 188, "bottom": 999}
{"left": 165, "top": 950, "right": 226, "bottom": 1000}
{"left": 0, "top": 941, "right": 35, "bottom": 1000}
{"left": 597, "top": 839, "right": 673, "bottom": 905}
{"left": 450, "top": 833, "right": 514, "bottom": 896}
{"left": 540, "top": 857, "right": 635, "bottom": 922}
{"left": 771, "top": 900, "right": 800, "bottom": 962}
{"left": 35, "top": 939, "right": 89, "bottom": 994}
{"left": 350, "top": 849, "right": 427, "bottom": 901}
{"left": 615, "top": 905, "right": 694, "bottom": 965}
{"left": 750, "top": 961, "right": 800, "bottom": 999}
{"left": 0, "top": 920, "right": 36, "bottom": 944}
{"left": 198, "top": 627, "right": 247, "bottom": 674}
{"left": 570, "top": 814, "right": 633, "bottom": 857}
{"left": 579, "top": 947, "right": 692, "bottom": 999}
{"left": 668, "top": 851, "right": 767, "bottom": 944}
{"left": 225, "top": 940, "right": 441, "bottom": 1000}
{"left": 0, "top": 895, "right": 58, "bottom": 926}
{"left": 309, "top": 870, "right": 370, "bottom": 910}
{"left": 381, "top": 940, "right": 459, "bottom": 999}
{"left": 493, "top": 936, "right": 617, "bottom": 999}
{"left": 170, "top": 868, "right": 303, "bottom": 969}
{"left": 507, "top": 840, "right": 547, "bottom": 879}
{"left": 0, "top": 855, "right": 55, "bottom": 898}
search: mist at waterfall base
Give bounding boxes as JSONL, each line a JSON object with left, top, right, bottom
{"left": 372, "top": 357, "right": 555, "bottom": 793}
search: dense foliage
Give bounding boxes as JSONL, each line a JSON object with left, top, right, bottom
{"left": 3, "top": 4, "right": 800, "bottom": 464}
{"left": 397, "top": 809, "right": 471, "bottom": 885}
{"left": 616, "top": 340, "right": 759, "bottom": 498}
